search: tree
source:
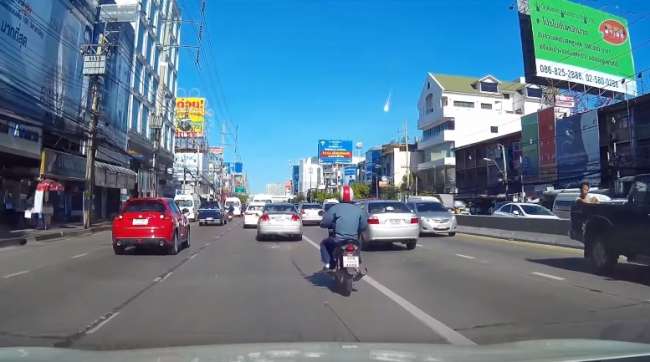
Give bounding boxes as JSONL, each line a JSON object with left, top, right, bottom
{"left": 380, "top": 185, "right": 399, "bottom": 200}
{"left": 351, "top": 182, "right": 370, "bottom": 199}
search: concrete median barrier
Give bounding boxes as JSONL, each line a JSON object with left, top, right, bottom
{"left": 456, "top": 215, "right": 570, "bottom": 235}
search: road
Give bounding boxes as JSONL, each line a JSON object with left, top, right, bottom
{"left": 1, "top": 219, "right": 650, "bottom": 350}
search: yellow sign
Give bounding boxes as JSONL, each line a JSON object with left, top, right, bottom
{"left": 175, "top": 97, "right": 205, "bottom": 137}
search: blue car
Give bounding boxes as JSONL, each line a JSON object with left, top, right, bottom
{"left": 197, "top": 201, "right": 226, "bottom": 226}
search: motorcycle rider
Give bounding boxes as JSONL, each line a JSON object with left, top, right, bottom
{"left": 319, "top": 185, "right": 368, "bottom": 273}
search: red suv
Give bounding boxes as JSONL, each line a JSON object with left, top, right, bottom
{"left": 112, "top": 198, "right": 191, "bottom": 255}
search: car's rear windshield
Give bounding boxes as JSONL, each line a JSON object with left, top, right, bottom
{"left": 264, "top": 205, "right": 296, "bottom": 213}
{"left": 368, "top": 202, "right": 411, "bottom": 214}
{"left": 200, "top": 202, "right": 220, "bottom": 209}
{"left": 176, "top": 200, "right": 193, "bottom": 208}
{"left": 416, "top": 202, "right": 447, "bottom": 212}
{"left": 123, "top": 201, "right": 166, "bottom": 213}
{"left": 301, "top": 204, "right": 321, "bottom": 210}
{"left": 521, "top": 205, "right": 554, "bottom": 216}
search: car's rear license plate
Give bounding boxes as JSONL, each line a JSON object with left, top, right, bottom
{"left": 343, "top": 255, "right": 359, "bottom": 268}
{"left": 389, "top": 219, "right": 402, "bottom": 224}
{"left": 206, "top": 217, "right": 213, "bottom": 221}
{"left": 132, "top": 218, "right": 148, "bottom": 225}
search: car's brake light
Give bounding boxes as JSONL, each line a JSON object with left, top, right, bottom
{"left": 410, "top": 217, "right": 419, "bottom": 224}
{"left": 368, "top": 216, "right": 379, "bottom": 224}
{"left": 291, "top": 214, "right": 300, "bottom": 222}
{"left": 260, "top": 213, "right": 270, "bottom": 222}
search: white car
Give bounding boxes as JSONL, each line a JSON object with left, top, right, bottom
{"left": 256, "top": 203, "right": 303, "bottom": 241}
{"left": 299, "top": 203, "right": 323, "bottom": 225}
{"left": 243, "top": 202, "right": 266, "bottom": 228}
{"left": 493, "top": 202, "right": 559, "bottom": 219}
{"left": 225, "top": 197, "right": 242, "bottom": 216}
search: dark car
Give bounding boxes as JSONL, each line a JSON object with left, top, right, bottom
{"left": 570, "top": 174, "right": 650, "bottom": 274}
{"left": 112, "top": 198, "right": 191, "bottom": 255}
{"left": 198, "top": 201, "right": 226, "bottom": 226}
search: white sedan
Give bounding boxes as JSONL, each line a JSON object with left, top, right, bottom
{"left": 256, "top": 203, "right": 303, "bottom": 241}
{"left": 493, "top": 202, "right": 559, "bottom": 219}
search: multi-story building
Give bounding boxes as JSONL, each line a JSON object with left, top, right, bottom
{"left": 416, "top": 73, "right": 547, "bottom": 194}
{"left": 297, "top": 157, "right": 323, "bottom": 197}
{"left": 112, "top": 0, "right": 181, "bottom": 196}
{"left": 379, "top": 143, "right": 418, "bottom": 190}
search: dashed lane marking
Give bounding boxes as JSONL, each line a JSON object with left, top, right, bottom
{"left": 71, "top": 252, "right": 88, "bottom": 259}
{"left": 302, "top": 235, "right": 476, "bottom": 346}
{"left": 3, "top": 270, "right": 30, "bottom": 279}
{"left": 531, "top": 271, "right": 565, "bottom": 281}
{"left": 455, "top": 253, "right": 475, "bottom": 260}
{"left": 86, "top": 312, "right": 120, "bottom": 334}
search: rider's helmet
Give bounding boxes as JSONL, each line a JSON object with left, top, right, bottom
{"left": 339, "top": 185, "right": 354, "bottom": 203}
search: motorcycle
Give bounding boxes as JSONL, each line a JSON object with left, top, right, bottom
{"left": 329, "top": 238, "right": 363, "bottom": 296}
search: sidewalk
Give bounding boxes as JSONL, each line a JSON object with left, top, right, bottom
{"left": 0, "top": 222, "right": 112, "bottom": 248}
{"left": 456, "top": 225, "right": 584, "bottom": 249}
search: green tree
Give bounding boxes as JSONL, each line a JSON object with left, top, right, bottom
{"left": 351, "top": 182, "right": 370, "bottom": 199}
{"left": 380, "top": 185, "right": 399, "bottom": 200}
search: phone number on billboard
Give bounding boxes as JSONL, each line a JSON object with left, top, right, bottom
{"left": 538, "top": 65, "right": 619, "bottom": 88}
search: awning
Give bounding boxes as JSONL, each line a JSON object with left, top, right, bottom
{"left": 95, "top": 161, "right": 137, "bottom": 190}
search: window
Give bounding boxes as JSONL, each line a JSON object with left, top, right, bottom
{"left": 123, "top": 200, "right": 166, "bottom": 213}
{"left": 134, "top": 62, "right": 143, "bottom": 93}
{"left": 131, "top": 99, "right": 140, "bottom": 130}
{"left": 490, "top": 126, "right": 498, "bottom": 133}
{"left": 453, "top": 101, "right": 474, "bottom": 108}
{"left": 503, "top": 93, "right": 510, "bottom": 99}
{"left": 427, "top": 81, "right": 430, "bottom": 89}
{"left": 481, "top": 103, "right": 492, "bottom": 110}
{"left": 521, "top": 204, "right": 554, "bottom": 216}
{"left": 368, "top": 202, "right": 411, "bottom": 214}
{"left": 423, "top": 121, "right": 455, "bottom": 140}
{"left": 480, "top": 81, "right": 499, "bottom": 93}
{"left": 425, "top": 94, "right": 433, "bottom": 114}
{"left": 441, "top": 96, "right": 448, "bottom": 106}
{"left": 526, "top": 87, "right": 543, "bottom": 98}
{"left": 142, "top": 107, "right": 149, "bottom": 137}
{"left": 415, "top": 202, "right": 447, "bottom": 212}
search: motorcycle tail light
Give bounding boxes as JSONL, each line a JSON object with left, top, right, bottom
{"left": 345, "top": 244, "right": 356, "bottom": 252}
{"left": 291, "top": 214, "right": 300, "bottom": 222}
{"left": 260, "top": 214, "right": 270, "bottom": 222}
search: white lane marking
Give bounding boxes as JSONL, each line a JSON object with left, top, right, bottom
{"left": 531, "top": 271, "right": 565, "bottom": 281}
{"left": 205, "top": 242, "right": 211, "bottom": 246}
{"left": 3, "top": 270, "right": 30, "bottom": 279}
{"left": 455, "top": 254, "right": 475, "bottom": 260}
{"left": 153, "top": 276, "right": 162, "bottom": 282}
{"left": 189, "top": 253, "right": 198, "bottom": 260}
{"left": 0, "top": 246, "right": 18, "bottom": 253}
{"left": 161, "top": 272, "right": 173, "bottom": 281}
{"left": 302, "top": 236, "right": 475, "bottom": 346}
{"left": 71, "top": 252, "right": 88, "bottom": 259}
{"left": 416, "top": 244, "right": 431, "bottom": 250}
{"left": 87, "top": 312, "right": 120, "bottom": 334}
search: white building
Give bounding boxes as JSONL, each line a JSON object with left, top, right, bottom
{"left": 379, "top": 144, "right": 418, "bottom": 189}
{"left": 112, "top": 0, "right": 181, "bottom": 196}
{"left": 297, "top": 157, "right": 323, "bottom": 197}
{"left": 416, "top": 73, "right": 547, "bottom": 193}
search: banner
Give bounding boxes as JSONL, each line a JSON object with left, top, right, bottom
{"left": 175, "top": 97, "right": 205, "bottom": 137}
{"left": 0, "top": 0, "right": 93, "bottom": 126}
{"left": 234, "top": 162, "right": 243, "bottom": 173}
{"left": 521, "top": 112, "right": 540, "bottom": 182}
{"left": 538, "top": 108, "right": 557, "bottom": 183}
{"left": 518, "top": 0, "right": 636, "bottom": 94}
{"left": 556, "top": 110, "right": 600, "bottom": 187}
{"left": 318, "top": 140, "right": 353, "bottom": 164}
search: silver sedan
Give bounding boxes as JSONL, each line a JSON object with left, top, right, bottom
{"left": 359, "top": 200, "right": 419, "bottom": 250}
{"left": 256, "top": 203, "right": 303, "bottom": 241}
{"left": 407, "top": 201, "right": 457, "bottom": 236}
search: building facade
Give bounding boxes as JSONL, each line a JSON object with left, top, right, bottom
{"left": 416, "top": 73, "right": 547, "bottom": 194}
{"left": 112, "top": 0, "right": 181, "bottom": 196}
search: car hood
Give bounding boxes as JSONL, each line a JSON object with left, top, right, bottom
{"left": 418, "top": 211, "right": 453, "bottom": 219}
{"left": 2, "top": 340, "right": 650, "bottom": 362}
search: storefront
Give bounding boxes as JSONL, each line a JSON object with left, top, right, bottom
{"left": 40, "top": 148, "right": 136, "bottom": 222}
{"left": 0, "top": 115, "right": 43, "bottom": 228}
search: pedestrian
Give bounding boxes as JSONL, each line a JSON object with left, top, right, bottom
{"left": 577, "top": 181, "right": 599, "bottom": 204}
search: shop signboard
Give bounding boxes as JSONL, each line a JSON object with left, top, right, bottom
{"left": 175, "top": 97, "right": 205, "bottom": 138}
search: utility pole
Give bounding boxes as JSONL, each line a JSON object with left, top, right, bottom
{"left": 82, "top": 33, "right": 109, "bottom": 229}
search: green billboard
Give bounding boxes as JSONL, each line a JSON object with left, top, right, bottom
{"left": 520, "top": 0, "right": 635, "bottom": 94}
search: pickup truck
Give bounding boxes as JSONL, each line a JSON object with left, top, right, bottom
{"left": 197, "top": 202, "right": 226, "bottom": 226}
{"left": 570, "top": 174, "right": 650, "bottom": 274}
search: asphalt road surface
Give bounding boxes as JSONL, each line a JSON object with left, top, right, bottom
{"left": 1, "top": 219, "right": 650, "bottom": 350}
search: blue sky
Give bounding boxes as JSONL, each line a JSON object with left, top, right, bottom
{"left": 177, "top": 0, "right": 650, "bottom": 193}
